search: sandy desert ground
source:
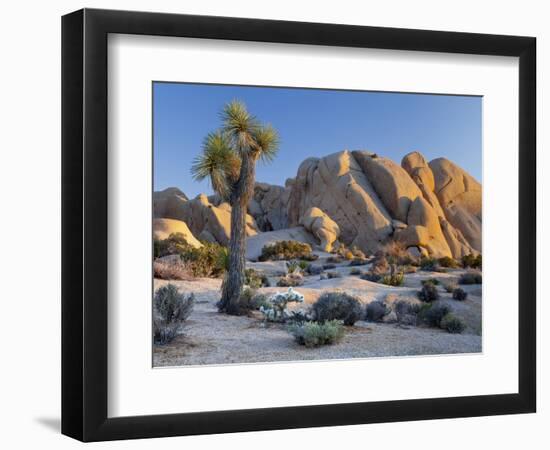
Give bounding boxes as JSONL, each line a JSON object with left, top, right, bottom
{"left": 153, "top": 258, "right": 482, "bottom": 367}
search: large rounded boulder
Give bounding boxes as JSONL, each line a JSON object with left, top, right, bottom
{"left": 299, "top": 207, "right": 340, "bottom": 252}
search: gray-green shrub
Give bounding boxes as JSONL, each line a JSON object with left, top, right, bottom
{"left": 288, "top": 320, "right": 345, "bottom": 347}
{"left": 366, "top": 301, "right": 391, "bottom": 322}
{"left": 459, "top": 271, "right": 482, "bottom": 285}
{"left": 153, "top": 284, "right": 194, "bottom": 344}
{"left": 440, "top": 313, "right": 466, "bottom": 333}
{"left": 419, "top": 302, "right": 451, "bottom": 327}
{"left": 452, "top": 287, "right": 468, "bottom": 301}
{"left": 312, "top": 292, "right": 363, "bottom": 326}
{"left": 417, "top": 283, "right": 440, "bottom": 302}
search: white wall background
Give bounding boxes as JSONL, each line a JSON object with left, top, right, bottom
{"left": 0, "top": 0, "right": 546, "bottom": 448}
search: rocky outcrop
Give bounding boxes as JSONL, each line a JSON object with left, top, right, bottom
{"left": 429, "top": 158, "right": 482, "bottom": 252}
{"left": 248, "top": 182, "right": 291, "bottom": 231}
{"left": 153, "top": 218, "right": 203, "bottom": 248}
{"left": 153, "top": 191, "right": 258, "bottom": 246}
{"left": 402, "top": 152, "right": 479, "bottom": 257}
{"left": 353, "top": 151, "right": 422, "bottom": 223}
{"left": 299, "top": 207, "right": 340, "bottom": 252}
{"left": 153, "top": 187, "right": 189, "bottom": 219}
{"left": 245, "top": 227, "right": 317, "bottom": 261}
{"left": 287, "top": 151, "right": 394, "bottom": 254}
{"left": 395, "top": 197, "right": 452, "bottom": 258}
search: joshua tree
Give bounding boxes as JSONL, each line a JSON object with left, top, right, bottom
{"left": 191, "top": 100, "right": 279, "bottom": 314}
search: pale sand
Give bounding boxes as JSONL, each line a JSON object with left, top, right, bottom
{"left": 153, "top": 267, "right": 482, "bottom": 367}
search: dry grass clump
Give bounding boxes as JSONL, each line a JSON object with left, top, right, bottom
{"left": 259, "top": 240, "right": 316, "bottom": 261}
{"left": 153, "top": 259, "right": 192, "bottom": 280}
{"left": 380, "top": 240, "right": 418, "bottom": 266}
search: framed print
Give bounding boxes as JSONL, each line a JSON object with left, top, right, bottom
{"left": 61, "top": 8, "right": 536, "bottom": 442}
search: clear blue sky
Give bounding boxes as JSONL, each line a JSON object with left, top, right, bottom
{"left": 153, "top": 82, "right": 481, "bottom": 198}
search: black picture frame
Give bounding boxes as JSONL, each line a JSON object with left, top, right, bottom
{"left": 62, "top": 8, "right": 536, "bottom": 442}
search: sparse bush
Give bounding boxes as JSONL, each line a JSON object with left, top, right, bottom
{"left": 298, "top": 260, "right": 310, "bottom": 271}
{"left": 180, "top": 242, "right": 228, "bottom": 278}
{"left": 288, "top": 320, "right": 345, "bottom": 347}
{"left": 462, "top": 253, "right": 482, "bottom": 269}
{"left": 394, "top": 300, "right": 421, "bottom": 326}
{"left": 245, "top": 268, "right": 270, "bottom": 289}
{"left": 366, "top": 301, "right": 391, "bottom": 322}
{"left": 259, "top": 240, "right": 313, "bottom": 261}
{"left": 438, "top": 256, "right": 460, "bottom": 268}
{"left": 306, "top": 264, "right": 323, "bottom": 275}
{"left": 419, "top": 256, "right": 440, "bottom": 271}
{"left": 285, "top": 260, "right": 303, "bottom": 275}
{"left": 452, "top": 287, "right": 468, "bottom": 301}
{"left": 422, "top": 278, "right": 440, "bottom": 286}
{"left": 323, "top": 263, "right": 337, "bottom": 270}
{"left": 361, "top": 272, "right": 382, "bottom": 282}
{"left": 419, "top": 302, "right": 451, "bottom": 327}
{"left": 380, "top": 240, "right": 418, "bottom": 266}
{"left": 349, "top": 258, "right": 368, "bottom": 266}
{"left": 153, "top": 259, "right": 191, "bottom": 280}
{"left": 440, "top": 314, "right": 466, "bottom": 333}
{"left": 326, "top": 256, "right": 343, "bottom": 264}
{"left": 459, "top": 271, "right": 482, "bottom": 285}
{"left": 154, "top": 232, "right": 191, "bottom": 258}
{"left": 370, "top": 255, "right": 390, "bottom": 275}
{"left": 288, "top": 310, "right": 313, "bottom": 324}
{"left": 443, "top": 281, "right": 458, "bottom": 293}
{"left": 277, "top": 271, "right": 304, "bottom": 287}
{"left": 259, "top": 288, "right": 304, "bottom": 322}
{"left": 380, "top": 271, "right": 404, "bottom": 286}
{"left": 349, "top": 267, "right": 362, "bottom": 276}
{"left": 153, "top": 284, "right": 194, "bottom": 345}
{"left": 312, "top": 292, "right": 363, "bottom": 326}
{"left": 417, "top": 282, "right": 440, "bottom": 302}
{"left": 325, "top": 271, "right": 342, "bottom": 279}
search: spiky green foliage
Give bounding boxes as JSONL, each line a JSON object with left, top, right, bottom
{"left": 191, "top": 131, "right": 240, "bottom": 200}
{"left": 253, "top": 124, "right": 280, "bottom": 162}
{"left": 221, "top": 100, "right": 259, "bottom": 154}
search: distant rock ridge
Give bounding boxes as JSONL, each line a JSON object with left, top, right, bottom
{"left": 153, "top": 149, "right": 481, "bottom": 258}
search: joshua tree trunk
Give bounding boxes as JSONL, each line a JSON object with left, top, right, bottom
{"left": 219, "top": 153, "right": 257, "bottom": 314}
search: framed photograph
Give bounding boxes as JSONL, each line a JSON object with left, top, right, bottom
{"left": 62, "top": 8, "right": 536, "bottom": 442}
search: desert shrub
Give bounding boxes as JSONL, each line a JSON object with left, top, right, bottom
{"left": 312, "top": 292, "right": 363, "bottom": 326}
{"left": 462, "top": 253, "right": 482, "bottom": 269}
{"left": 366, "top": 301, "right": 391, "bottom": 322}
{"left": 259, "top": 288, "right": 304, "bottom": 322}
{"left": 459, "top": 271, "right": 482, "bottom": 285}
{"left": 419, "top": 256, "right": 440, "bottom": 271}
{"left": 180, "top": 242, "right": 228, "bottom": 278}
{"left": 298, "top": 260, "right": 310, "bottom": 271}
{"left": 394, "top": 300, "right": 421, "bottom": 326}
{"left": 285, "top": 260, "right": 303, "bottom": 275}
{"left": 417, "top": 282, "right": 440, "bottom": 302}
{"left": 277, "top": 271, "right": 304, "bottom": 287}
{"left": 380, "top": 271, "right": 404, "bottom": 286}
{"left": 306, "top": 264, "right": 323, "bottom": 275}
{"left": 452, "top": 287, "right": 468, "bottom": 301}
{"left": 153, "top": 284, "right": 194, "bottom": 344}
{"left": 259, "top": 240, "right": 313, "bottom": 261}
{"left": 370, "top": 255, "right": 390, "bottom": 275}
{"left": 351, "top": 245, "right": 367, "bottom": 259}
{"left": 349, "top": 258, "right": 368, "bottom": 266}
{"left": 440, "top": 314, "right": 466, "bottom": 334}
{"left": 153, "top": 259, "right": 191, "bottom": 280}
{"left": 419, "top": 302, "right": 451, "bottom": 327}
{"left": 443, "top": 281, "right": 458, "bottom": 293}
{"left": 245, "top": 268, "right": 270, "bottom": 289}
{"left": 438, "top": 256, "right": 460, "bottom": 268}
{"left": 349, "top": 267, "right": 362, "bottom": 276}
{"left": 326, "top": 256, "right": 343, "bottom": 264}
{"left": 381, "top": 240, "right": 418, "bottom": 266}
{"left": 154, "top": 232, "right": 191, "bottom": 258}
{"left": 421, "top": 278, "right": 440, "bottom": 286}
{"left": 287, "top": 310, "right": 313, "bottom": 324}
{"left": 361, "top": 272, "right": 382, "bottom": 282}
{"left": 288, "top": 320, "right": 345, "bottom": 347}
{"left": 323, "top": 262, "right": 337, "bottom": 270}
{"left": 325, "top": 271, "right": 342, "bottom": 279}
